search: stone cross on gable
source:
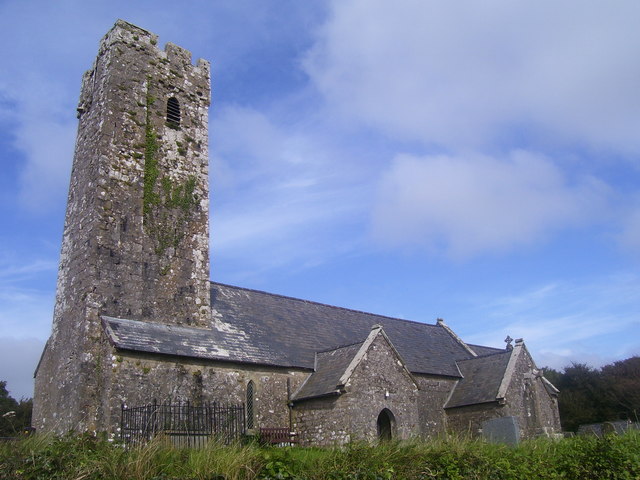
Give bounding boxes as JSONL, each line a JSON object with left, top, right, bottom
{"left": 504, "top": 335, "right": 513, "bottom": 350}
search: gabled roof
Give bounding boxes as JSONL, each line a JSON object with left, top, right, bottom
{"left": 445, "top": 350, "right": 513, "bottom": 409}
{"left": 292, "top": 342, "right": 363, "bottom": 402}
{"left": 291, "top": 325, "right": 417, "bottom": 402}
{"left": 102, "top": 282, "right": 491, "bottom": 378}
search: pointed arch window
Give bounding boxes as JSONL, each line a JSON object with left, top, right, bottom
{"left": 246, "top": 380, "right": 255, "bottom": 429}
{"left": 166, "top": 97, "right": 181, "bottom": 128}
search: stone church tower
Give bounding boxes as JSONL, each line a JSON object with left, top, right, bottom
{"left": 33, "top": 20, "right": 211, "bottom": 432}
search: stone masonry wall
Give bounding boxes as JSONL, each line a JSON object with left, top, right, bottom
{"left": 501, "top": 346, "right": 561, "bottom": 437}
{"left": 293, "top": 334, "right": 420, "bottom": 446}
{"left": 291, "top": 396, "right": 350, "bottom": 446}
{"left": 102, "top": 350, "right": 309, "bottom": 434}
{"left": 414, "top": 374, "right": 457, "bottom": 437}
{"left": 34, "top": 20, "right": 211, "bottom": 433}
{"left": 445, "top": 402, "right": 504, "bottom": 437}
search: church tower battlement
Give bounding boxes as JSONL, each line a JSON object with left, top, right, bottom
{"left": 34, "top": 20, "right": 212, "bottom": 432}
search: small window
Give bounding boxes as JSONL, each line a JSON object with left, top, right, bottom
{"left": 246, "top": 380, "right": 255, "bottom": 429}
{"left": 166, "top": 97, "right": 181, "bottom": 128}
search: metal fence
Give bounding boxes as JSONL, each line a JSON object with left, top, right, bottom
{"left": 121, "top": 401, "right": 245, "bottom": 448}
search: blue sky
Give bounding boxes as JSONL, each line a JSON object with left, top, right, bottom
{"left": 1, "top": 0, "right": 639, "bottom": 400}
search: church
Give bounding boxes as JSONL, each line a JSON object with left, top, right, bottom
{"left": 33, "top": 20, "right": 561, "bottom": 445}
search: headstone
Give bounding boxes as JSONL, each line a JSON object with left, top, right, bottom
{"left": 578, "top": 423, "right": 604, "bottom": 437}
{"left": 481, "top": 416, "right": 520, "bottom": 446}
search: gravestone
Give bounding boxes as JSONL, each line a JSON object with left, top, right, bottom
{"left": 482, "top": 416, "right": 520, "bottom": 446}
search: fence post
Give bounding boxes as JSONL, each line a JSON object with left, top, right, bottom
{"left": 120, "top": 402, "right": 125, "bottom": 442}
{"left": 152, "top": 399, "right": 158, "bottom": 440}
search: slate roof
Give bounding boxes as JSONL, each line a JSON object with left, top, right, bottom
{"left": 468, "top": 344, "right": 504, "bottom": 356}
{"left": 102, "top": 316, "right": 281, "bottom": 365}
{"left": 209, "top": 283, "right": 475, "bottom": 377}
{"left": 444, "top": 350, "right": 512, "bottom": 409}
{"left": 102, "top": 282, "right": 493, "bottom": 378}
{"left": 292, "top": 342, "right": 364, "bottom": 401}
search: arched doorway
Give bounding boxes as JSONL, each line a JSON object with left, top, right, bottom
{"left": 377, "top": 409, "right": 395, "bottom": 441}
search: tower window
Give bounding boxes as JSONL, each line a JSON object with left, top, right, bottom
{"left": 166, "top": 97, "right": 181, "bottom": 128}
{"left": 246, "top": 380, "right": 255, "bottom": 429}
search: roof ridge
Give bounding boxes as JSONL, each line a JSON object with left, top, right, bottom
{"left": 436, "top": 318, "right": 477, "bottom": 357}
{"left": 466, "top": 343, "right": 502, "bottom": 350}
{"left": 211, "top": 281, "right": 442, "bottom": 329}
{"left": 316, "top": 340, "right": 365, "bottom": 354}
{"left": 456, "top": 349, "right": 511, "bottom": 363}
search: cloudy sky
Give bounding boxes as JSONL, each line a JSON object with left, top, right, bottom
{"left": 1, "top": 0, "right": 639, "bottom": 399}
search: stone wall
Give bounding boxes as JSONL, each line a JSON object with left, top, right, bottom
{"left": 293, "top": 333, "right": 420, "bottom": 446}
{"left": 414, "top": 374, "right": 457, "bottom": 437}
{"left": 445, "top": 402, "right": 504, "bottom": 437}
{"left": 102, "top": 349, "right": 309, "bottom": 433}
{"left": 501, "top": 346, "right": 561, "bottom": 437}
{"left": 291, "top": 396, "right": 350, "bottom": 446}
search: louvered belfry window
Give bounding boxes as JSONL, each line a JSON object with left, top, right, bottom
{"left": 166, "top": 97, "right": 181, "bottom": 128}
{"left": 246, "top": 380, "right": 255, "bottom": 429}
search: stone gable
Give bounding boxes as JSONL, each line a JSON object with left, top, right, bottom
{"left": 292, "top": 328, "right": 420, "bottom": 445}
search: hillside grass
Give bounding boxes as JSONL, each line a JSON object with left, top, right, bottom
{"left": 1, "top": 430, "right": 638, "bottom": 480}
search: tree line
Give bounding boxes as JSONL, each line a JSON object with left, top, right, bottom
{"left": 544, "top": 355, "right": 640, "bottom": 432}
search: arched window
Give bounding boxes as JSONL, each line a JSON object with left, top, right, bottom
{"left": 246, "top": 380, "right": 255, "bottom": 429}
{"left": 377, "top": 408, "right": 395, "bottom": 441}
{"left": 166, "top": 97, "right": 181, "bottom": 128}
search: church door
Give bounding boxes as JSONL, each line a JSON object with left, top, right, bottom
{"left": 377, "top": 409, "right": 394, "bottom": 441}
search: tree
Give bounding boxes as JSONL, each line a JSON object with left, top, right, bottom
{"left": 0, "top": 381, "right": 32, "bottom": 436}
{"left": 600, "top": 356, "right": 640, "bottom": 422}
{"left": 543, "top": 356, "right": 640, "bottom": 432}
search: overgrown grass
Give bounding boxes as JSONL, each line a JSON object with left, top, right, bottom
{"left": 1, "top": 430, "right": 638, "bottom": 480}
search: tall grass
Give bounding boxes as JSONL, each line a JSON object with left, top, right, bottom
{"left": 1, "top": 430, "right": 638, "bottom": 480}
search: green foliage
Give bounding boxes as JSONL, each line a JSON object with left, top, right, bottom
{"left": 0, "top": 381, "right": 31, "bottom": 437}
{"left": 1, "top": 432, "right": 639, "bottom": 480}
{"left": 141, "top": 81, "right": 199, "bottom": 256}
{"left": 143, "top": 88, "right": 160, "bottom": 219}
{"left": 544, "top": 356, "right": 640, "bottom": 431}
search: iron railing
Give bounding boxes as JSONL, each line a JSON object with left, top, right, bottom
{"left": 121, "top": 400, "right": 245, "bottom": 447}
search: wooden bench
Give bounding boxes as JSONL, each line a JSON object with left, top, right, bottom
{"left": 259, "top": 427, "right": 297, "bottom": 446}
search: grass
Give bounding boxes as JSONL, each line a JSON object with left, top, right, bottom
{"left": 1, "top": 430, "right": 638, "bottom": 480}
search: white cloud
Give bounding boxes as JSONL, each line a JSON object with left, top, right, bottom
{"left": 305, "top": 0, "right": 640, "bottom": 152}
{"left": 15, "top": 118, "right": 75, "bottom": 210}
{"left": 618, "top": 203, "right": 640, "bottom": 254}
{"left": 210, "top": 105, "right": 369, "bottom": 276}
{"left": 463, "top": 274, "right": 640, "bottom": 370}
{"left": 0, "top": 337, "right": 44, "bottom": 400}
{"left": 372, "top": 150, "right": 607, "bottom": 258}
{"left": 0, "top": 74, "right": 76, "bottom": 211}
{"left": 0, "top": 258, "right": 56, "bottom": 340}
{"left": 0, "top": 284, "right": 54, "bottom": 340}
